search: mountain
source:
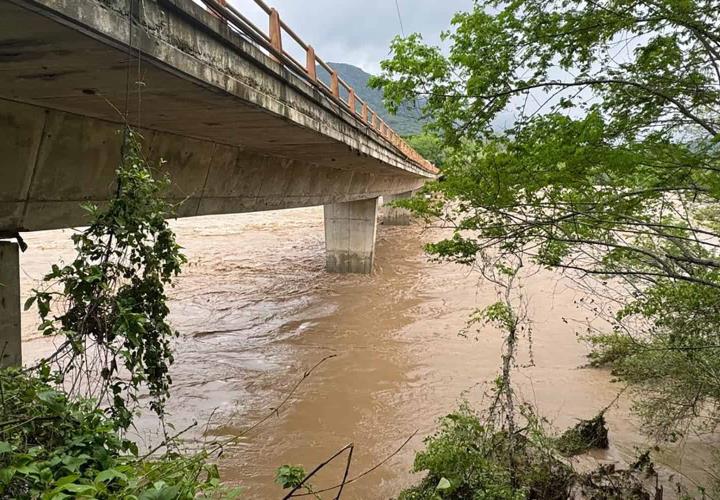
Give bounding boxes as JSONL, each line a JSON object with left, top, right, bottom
{"left": 322, "top": 62, "right": 426, "bottom": 136}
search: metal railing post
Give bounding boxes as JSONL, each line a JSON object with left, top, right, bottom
{"left": 269, "top": 8, "right": 282, "bottom": 56}
{"left": 330, "top": 70, "right": 340, "bottom": 98}
{"left": 348, "top": 89, "right": 356, "bottom": 113}
{"left": 306, "top": 45, "right": 317, "bottom": 81}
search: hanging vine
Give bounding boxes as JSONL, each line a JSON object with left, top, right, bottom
{"left": 26, "top": 129, "right": 186, "bottom": 429}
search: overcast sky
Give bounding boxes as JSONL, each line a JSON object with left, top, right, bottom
{"left": 229, "top": 0, "right": 473, "bottom": 74}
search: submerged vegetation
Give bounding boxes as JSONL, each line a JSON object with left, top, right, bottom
{"left": 553, "top": 414, "right": 609, "bottom": 458}
{"left": 393, "top": 262, "right": 668, "bottom": 499}
{"left": 398, "top": 404, "right": 575, "bottom": 500}
{"left": 398, "top": 404, "right": 663, "bottom": 500}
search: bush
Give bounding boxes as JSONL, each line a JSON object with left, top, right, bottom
{"left": 398, "top": 404, "right": 660, "bottom": 500}
{"left": 398, "top": 405, "right": 573, "bottom": 500}
{"left": 0, "top": 368, "right": 228, "bottom": 499}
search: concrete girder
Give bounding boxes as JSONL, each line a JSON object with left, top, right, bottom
{"left": 0, "top": 0, "right": 435, "bottom": 179}
{"left": 0, "top": 101, "right": 424, "bottom": 235}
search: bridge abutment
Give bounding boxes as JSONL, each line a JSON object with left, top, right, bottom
{"left": 0, "top": 241, "right": 21, "bottom": 368}
{"left": 381, "top": 191, "right": 415, "bottom": 225}
{"left": 324, "top": 198, "right": 379, "bottom": 274}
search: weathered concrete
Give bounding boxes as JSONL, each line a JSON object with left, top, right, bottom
{"left": 324, "top": 198, "right": 378, "bottom": 274}
{"left": 0, "top": 0, "right": 433, "bottom": 234}
{"left": 381, "top": 191, "right": 415, "bottom": 225}
{"left": 0, "top": 101, "right": 425, "bottom": 233}
{"left": 0, "top": 242, "right": 21, "bottom": 368}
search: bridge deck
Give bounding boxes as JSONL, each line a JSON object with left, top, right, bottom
{"left": 0, "top": 0, "right": 433, "bottom": 234}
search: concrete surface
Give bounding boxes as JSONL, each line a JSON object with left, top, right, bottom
{"left": 324, "top": 198, "right": 378, "bottom": 273}
{"left": 0, "top": 242, "right": 21, "bottom": 368}
{"left": 0, "top": 0, "right": 432, "bottom": 235}
{"left": 381, "top": 191, "right": 414, "bottom": 225}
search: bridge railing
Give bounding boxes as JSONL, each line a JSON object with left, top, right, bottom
{"left": 200, "top": 0, "right": 437, "bottom": 174}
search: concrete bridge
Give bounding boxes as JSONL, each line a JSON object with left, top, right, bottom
{"left": 0, "top": 0, "right": 436, "bottom": 366}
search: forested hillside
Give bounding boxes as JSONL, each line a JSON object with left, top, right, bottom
{"left": 322, "top": 62, "right": 426, "bottom": 136}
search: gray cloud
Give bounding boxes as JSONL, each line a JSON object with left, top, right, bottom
{"left": 229, "top": 0, "right": 472, "bottom": 73}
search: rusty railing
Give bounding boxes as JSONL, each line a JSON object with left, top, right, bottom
{"left": 201, "top": 0, "right": 437, "bottom": 174}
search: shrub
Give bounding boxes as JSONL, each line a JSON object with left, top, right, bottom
{"left": 398, "top": 404, "right": 660, "bottom": 500}
{"left": 0, "top": 368, "right": 228, "bottom": 499}
{"left": 398, "top": 405, "right": 573, "bottom": 500}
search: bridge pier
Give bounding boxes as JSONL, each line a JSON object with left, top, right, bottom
{"left": 324, "top": 198, "right": 379, "bottom": 274}
{"left": 0, "top": 241, "right": 21, "bottom": 368}
{"left": 381, "top": 191, "right": 414, "bottom": 225}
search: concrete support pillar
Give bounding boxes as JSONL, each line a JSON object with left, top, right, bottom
{"left": 381, "top": 190, "right": 414, "bottom": 225}
{"left": 324, "top": 198, "right": 378, "bottom": 274}
{"left": 0, "top": 241, "right": 21, "bottom": 368}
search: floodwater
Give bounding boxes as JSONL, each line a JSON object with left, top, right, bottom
{"left": 19, "top": 207, "right": 715, "bottom": 498}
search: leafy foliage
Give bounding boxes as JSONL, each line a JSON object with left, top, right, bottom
{"left": 275, "top": 464, "right": 323, "bottom": 498}
{"left": 371, "top": 0, "right": 720, "bottom": 445}
{"left": 398, "top": 404, "right": 659, "bottom": 500}
{"left": 404, "top": 133, "right": 448, "bottom": 167}
{"left": 275, "top": 465, "right": 307, "bottom": 489}
{"left": 26, "top": 129, "right": 186, "bottom": 428}
{"left": 3, "top": 127, "right": 242, "bottom": 499}
{"left": 0, "top": 369, "right": 226, "bottom": 500}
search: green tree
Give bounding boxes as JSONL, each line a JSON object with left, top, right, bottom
{"left": 405, "top": 132, "right": 447, "bottom": 167}
{"left": 371, "top": 0, "right": 720, "bottom": 443}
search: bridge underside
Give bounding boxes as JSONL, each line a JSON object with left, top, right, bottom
{"left": 0, "top": 100, "right": 422, "bottom": 234}
{"left": 0, "top": 0, "right": 428, "bottom": 235}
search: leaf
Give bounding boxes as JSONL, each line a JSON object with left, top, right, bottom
{"left": 436, "top": 477, "right": 452, "bottom": 490}
{"left": 37, "top": 390, "right": 65, "bottom": 412}
{"left": 138, "top": 483, "right": 181, "bottom": 500}
{"left": 37, "top": 294, "right": 51, "bottom": 318}
{"left": 24, "top": 295, "right": 37, "bottom": 311}
{"left": 95, "top": 468, "right": 128, "bottom": 483}
{"left": 125, "top": 440, "right": 139, "bottom": 456}
{"left": 62, "top": 483, "right": 96, "bottom": 495}
{"left": 37, "top": 390, "right": 62, "bottom": 403}
{"left": 62, "top": 454, "right": 89, "bottom": 472}
{"left": 46, "top": 493, "right": 71, "bottom": 500}
{"left": 55, "top": 474, "right": 81, "bottom": 487}
{"left": 0, "top": 467, "right": 16, "bottom": 484}
{"left": 0, "top": 442, "right": 13, "bottom": 454}
{"left": 15, "top": 463, "right": 40, "bottom": 475}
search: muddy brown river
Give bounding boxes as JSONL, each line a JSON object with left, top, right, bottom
{"left": 18, "top": 207, "right": 715, "bottom": 498}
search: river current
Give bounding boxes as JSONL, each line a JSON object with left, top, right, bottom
{"left": 19, "top": 207, "right": 713, "bottom": 498}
